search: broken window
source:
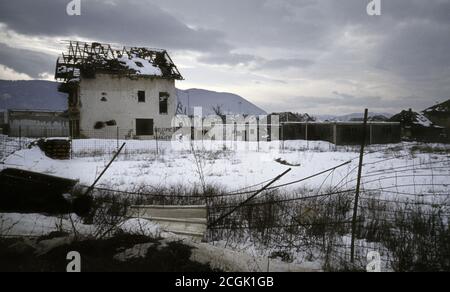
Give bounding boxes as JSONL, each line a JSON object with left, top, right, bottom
{"left": 135, "top": 61, "right": 144, "bottom": 68}
{"left": 138, "top": 91, "right": 146, "bottom": 103}
{"left": 159, "top": 92, "right": 169, "bottom": 114}
{"left": 136, "top": 119, "right": 154, "bottom": 136}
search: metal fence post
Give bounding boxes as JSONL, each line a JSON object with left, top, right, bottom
{"left": 350, "top": 109, "right": 369, "bottom": 263}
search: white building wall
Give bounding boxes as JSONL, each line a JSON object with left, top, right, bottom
{"left": 78, "top": 74, "right": 176, "bottom": 139}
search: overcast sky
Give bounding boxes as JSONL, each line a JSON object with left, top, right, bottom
{"left": 0, "top": 0, "right": 449, "bottom": 115}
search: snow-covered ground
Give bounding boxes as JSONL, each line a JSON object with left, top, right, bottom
{"left": 2, "top": 139, "right": 449, "bottom": 203}
{"left": 0, "top": 213, "right": 94, "bottom": 237}
{"left": 1, "top": 138, "right": 449, "bottom": 271}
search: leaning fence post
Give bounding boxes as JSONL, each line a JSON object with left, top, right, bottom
{"left": 350, "top": 109, "right": 369, "bottom": 263}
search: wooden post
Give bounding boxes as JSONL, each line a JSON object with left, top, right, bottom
{"left": 350, "top": 109, "right": 369, "bottom": 263}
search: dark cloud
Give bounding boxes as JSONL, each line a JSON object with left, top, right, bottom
{"left": 0, "top": 0, "right": 229, "bottom": 53}
{"left": 374, "top": 20, "right": 450, "bottom": 80}
{"left": 0, "top": 0, "right": 449, "bottom": 114}
{"left": 0, "top": 43, "right": 54, "bottom": 78}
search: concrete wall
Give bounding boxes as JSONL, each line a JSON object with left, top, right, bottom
{"left": 78, "top": 74, "right": 176, "bottom": 139}
{"left": 280, "top": 122, "right": 401, "bottom": 145}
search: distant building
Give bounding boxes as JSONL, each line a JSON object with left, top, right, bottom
{"left": 55, "top": 41, "right": 183, "bottom": 139}
{"left": 389, "top": 109, "right": 445, "bottom": 142}
{"left": 273, "top": 112, "right": 315, "bottom": 123}
{"left": 423, "top": 100, "right": 450, "bottom": 142}
{"left": 6, "top": 109, "right": 69, "bottom": 138}
{"left": 280, "top": 121, "right": 401, "bottom": 145}
{"left": 0, "top": 110, "right": 6, "bottom": 134}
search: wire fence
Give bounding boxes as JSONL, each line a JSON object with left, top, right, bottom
{"left": 0, "top": 134, "right": 30, "bottom": 161}
{"left": 72, "top": 149, "right": 450, "bottom": 272}
{"left": 1, "top": 125, "right": 450, "bottom": 271}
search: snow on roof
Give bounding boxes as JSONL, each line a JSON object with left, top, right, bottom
{"left": 390, "top": 110, "right": 437, "bottom": 128}
{"left": 117, "top": 54, "right": 162, "bottom": 76}
{"left": 55, "top": 41, "right": 183, "bottom": 81}
{"left": 424, "top": 99, "right": 450, "bottom": 114}
{"left": 414, "top": 113, "right": 433, "bottom": 127}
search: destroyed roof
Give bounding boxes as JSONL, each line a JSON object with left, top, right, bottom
{"left": 55, "top": 41, "right": 183, "bottom": 81}
{"left": 423, "top": 99, "right": 450, "bottom": 114}
{"left": 274, "top": 112, "right": 316, "bottom": 122}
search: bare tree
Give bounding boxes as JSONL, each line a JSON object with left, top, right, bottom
{"left": 212, "top": 105, "right": 226, "bottom": 122}
{"left": 176, "top": 101, "right": 187, "bottom": 115}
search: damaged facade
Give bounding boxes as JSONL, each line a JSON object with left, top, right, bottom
{"left": 55, "top": 41, "right": 183, "bottom": 139}
{"left": 423, "top": 100, "right": 450, "bottom": 142}
{"left": 389, "top": 109, "right": 445, "bottom": 142}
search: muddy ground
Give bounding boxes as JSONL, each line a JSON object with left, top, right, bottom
{"left": 0, "top": 233, "right": 217, "bottom": 272}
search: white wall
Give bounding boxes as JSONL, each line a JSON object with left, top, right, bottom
{"left": 78, "top": 74, "right": 176, "bottom": 138}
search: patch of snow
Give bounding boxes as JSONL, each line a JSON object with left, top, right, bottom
{"left": 118, "top": 54, "right": 162, "bottom": 76}
{"left": 179, "top": 238, "right": 322, "bottom": 272}
{"left": 0, "top": 213, "right": 94, "bottom": 237}
{"left": 414, "top": 113, "right": 433, "bottom": 127}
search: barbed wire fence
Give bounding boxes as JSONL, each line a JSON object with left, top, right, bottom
{"left": 1, "top": 124, "right": 450, "bottom": 271}
{"left": 67, "top": 147, "right": 450, "bottom": 272}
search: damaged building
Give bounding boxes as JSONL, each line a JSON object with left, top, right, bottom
{"left": 280, "top": 121, "right": 401, "bottom": 145}
{"left": 389, "top": 109, "right": 445, "bottom": 142}
{"left": 55, "top": 41, "right": 183, "bottom": 139}
{"left": 423, "top": 100, "right": 450, "bottom": 142}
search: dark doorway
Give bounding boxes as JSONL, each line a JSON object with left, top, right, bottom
{"left": 136, "top": 119, "right": 154, "bottom": 136}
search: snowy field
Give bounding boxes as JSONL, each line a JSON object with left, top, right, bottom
{"left": 2, "top": 139, "right": 449, "bottom": 203}
{"left": 1, "top": 138, "right": 449, "bottom": 271}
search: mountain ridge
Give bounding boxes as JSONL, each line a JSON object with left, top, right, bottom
{"left": 0, "top": 80, "right": 267, "bottom": 116}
